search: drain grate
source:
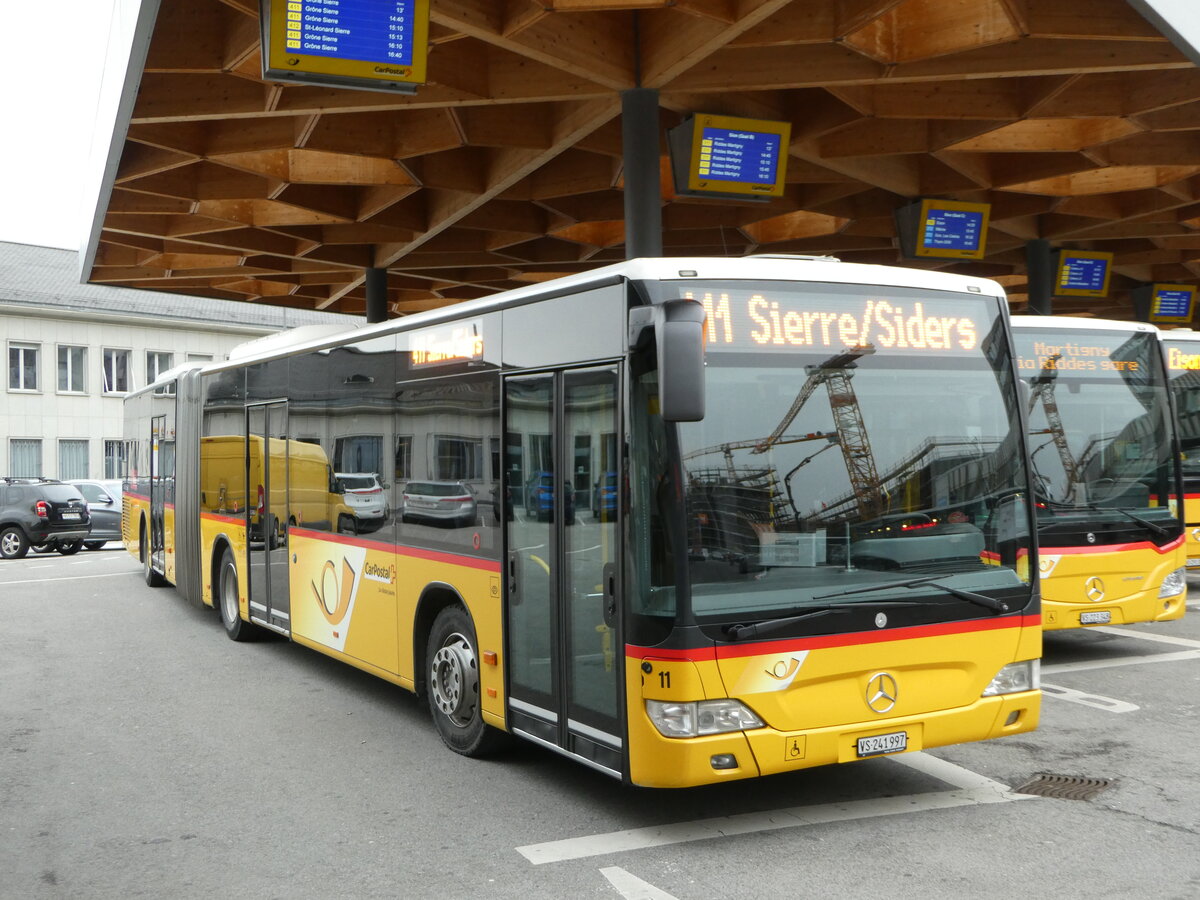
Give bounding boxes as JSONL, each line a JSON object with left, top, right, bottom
{"left": 1014, "top": 773, "right": 1114, "bottom": 801}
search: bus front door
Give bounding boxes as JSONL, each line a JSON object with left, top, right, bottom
{"left": 247, "top": 401, "right": 291, "bottom": 633}
{"left": 504, "top": 367, "right": 623, "bottom": 776}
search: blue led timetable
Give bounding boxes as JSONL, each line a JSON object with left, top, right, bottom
{"left": 697, "top": 127, "right": 781, "bottom": 185}
{"left": 922, "top": 208, "right": 983, "bottom": 252}
{"left": 284, "top": 0, "right": 415, "bottom": 66}
{"left": 1059, "top": 257, "right": 1107, "bottom": 292}
{"left": 1154, "top": 289, "right": 1193, "bottom": 319}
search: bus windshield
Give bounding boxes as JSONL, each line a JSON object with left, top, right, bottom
{"left": 1013, "top": 327, "right": 1178, "bottom": 537}
{"left": 1162, "top": 339, "right": 1200, "bottom": 480}
{"left": 632, "top": 280, "right": 1034, "bottom": 628}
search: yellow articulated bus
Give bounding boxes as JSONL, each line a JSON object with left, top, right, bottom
{"left": 1010, "top": 316, "right": 1187, "bottom": 631}
{"left": 1159, "top": 329, "right": 1200, "bottom": 573}
{"left": 124, "top": 257, "right": 1040, "bottom": 788}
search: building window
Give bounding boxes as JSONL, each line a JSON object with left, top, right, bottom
{"left": 57, "top": 345, "right": 87, "bottom": 393}
{"left": 147, "top": 351, "right": 173, "bottom": 393}
{"left": 395, "top": 436, "right": 412, "bottom": 481}
{"left": 8, "top": 342, "right": 39, "bottom": 391}
{"left": 333, "top": 435, "right": 383, "bottom": 475}
{"left": 103, "top": 349, "right": 130, "bottom": 394}
{"left": 104, "top": 440, "right": 131, "bottom": 479}
{"left": 59, "top": 440, "right": 89, "bottom": 480}
{"left": 10, "top": 439, "right": 42, "bottom": 477}
{"left": 435, "top": 436, "right": 483, "bottom": 480}
{"left": 186, "top": 353, "right": 213, "bottom": 362}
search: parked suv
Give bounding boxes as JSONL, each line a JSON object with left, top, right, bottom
{"left": 0, "top": 478, "right": 91, "bottom": 559}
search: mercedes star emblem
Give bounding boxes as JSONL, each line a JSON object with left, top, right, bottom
{"left": 866, "top": 672, "right": 898, "bottom": 714}
{"left": 1085, "top": 576, "right": 1105, "bottom": 602}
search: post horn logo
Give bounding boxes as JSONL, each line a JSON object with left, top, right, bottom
{"left": 865, "top": 672, "right": 899, "bottom": 714}
{"left": 1085, "top": 576, "right": 1105, "bottom": 602}
{"left": 312, "top": 557, "right": 357, "bottom": 625}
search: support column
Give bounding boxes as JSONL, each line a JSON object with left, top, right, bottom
{"left": 621, "top": 88, "right": 663, "bottom": 259}
{"left": 1025, "top": 239, "right": 1053, "bottom": 316}
{"left": 365, "top": 266, "right": 388, "bottom": 323}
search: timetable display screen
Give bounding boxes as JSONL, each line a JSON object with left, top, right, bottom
{"left": 670, "top": 114, "right": 791, "bottom": 199}
{"left": 262, "top": 0, "right": 430, "bottom": 93}
{"left": 697, "top": 127, "right": 781, "bottom": 186}
{"left": 896, "top": 199, "right": 990, "bottom": 260}
{"left": 1055, "top": 251, "right": 1112, "bottom": 298}
{"left": 1150, "top": 285, "right": 1196, "bottom": 324}
{"left": 922, "top": 208, "right": 983, "bottom": 252}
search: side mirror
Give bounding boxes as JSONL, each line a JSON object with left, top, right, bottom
{"left": 630, "top": 298, "right": 706, "bottom": 422}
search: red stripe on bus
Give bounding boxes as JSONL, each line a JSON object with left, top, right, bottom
{"left": 1039, "top": 534, "right": 1183, "bottom": 556}
{"left": 290, "top": 526, "right": 500, "bottom": 572}
{"left": 628, "top": 614, "right": 1042, "bottom": 662}
{"left": 201, "top": 511, "right": 244, "bottom": 526}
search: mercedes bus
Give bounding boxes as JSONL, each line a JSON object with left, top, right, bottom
{"left": 1010, "top": 316, "right": 1186, "bottom": 630}
{"left": 1160, "top": 328, "right": 1200, "bottom": 572}
{"left": 123, "top": 257, "right": 1041, "bottom": 788}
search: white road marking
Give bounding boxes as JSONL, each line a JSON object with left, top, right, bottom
{"left": 1040, "top": 683, "right": 1139, "bottom": 713}
{"left": 0, "top": 571, "right": 136, "bottom": 587}
{"left": 1095, "top": 626, "right": 1200, "bottom": 650}
{"left": 1042, "top": 649, "right": 1200, "bottom": 675}
{"left": 600, "top": 867, "right": 680, "bottom": 900}
{"left": 516, "top": 752, "right": 1032, "bottom": 865}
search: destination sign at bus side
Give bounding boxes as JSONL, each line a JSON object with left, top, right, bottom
{"left": 1165, "top": 344, "right": 1200, "bottom": 371}
{"left": 407, "top": 318, "right": 483, "bottom": 367}
{"left": 691, "top": 291, "right": 987, "bottom": 353}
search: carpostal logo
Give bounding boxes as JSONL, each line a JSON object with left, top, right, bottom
{"left": 313, "top": 558, "right": 357, "bottom": 625}
{"left": 364, "top": 561, "right": 396, "bottom": 585}
{"left": 307, "top": 545, "right": 367, "bottom": 653}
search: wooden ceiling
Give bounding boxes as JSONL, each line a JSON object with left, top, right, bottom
{"left": 87, "top": 0, "right": 1200, "bottom": 319}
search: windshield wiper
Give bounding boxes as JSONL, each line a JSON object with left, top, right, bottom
{"left": 815, "top": 575, "right": 1010, "bottom": 613}
{"left": 1038, "top": 499, "right": 1170, "bottom": 537}
{"left": 725, "top": 600, "right": 921, "bottom": 641}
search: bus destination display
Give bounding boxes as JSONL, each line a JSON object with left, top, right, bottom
{"left": 689, "top": 290, "right": 988, "bottom": 354}
{"left": 262, "top": 0, "right": 430, "bottom": 93}
{"left": 1055, "top": 251, "right": 1112, "bottom": 297}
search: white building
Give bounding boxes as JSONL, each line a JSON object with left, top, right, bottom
{"left": 2, "top": 242, "right": 357, "bottom": 480}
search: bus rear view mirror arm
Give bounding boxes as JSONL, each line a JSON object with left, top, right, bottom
{"left": 630, "top": 299, "right": 706, "bottom": 422}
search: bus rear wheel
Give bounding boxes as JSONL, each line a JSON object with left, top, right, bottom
{"left": 218, "top": 547, "right": 259, "bottom": 642}
{"left": 426, "top": 605, "right": 508, "bottom": 757}
{"left": 140, "top": 523, "right": 165, "bottom": 587}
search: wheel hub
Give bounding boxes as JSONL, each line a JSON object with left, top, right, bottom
{"left": 430, "top": 633, "right": 478, "bottom": 726}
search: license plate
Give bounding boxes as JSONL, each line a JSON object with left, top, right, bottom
{"left": 1187, "top": 558, "right": 1200, "bottom": 567}
{"left": 60, "top": 512, "right": 81, "bottom": 520}
{"left": 857, "top": 731, "right": 907, "bottom": 758}
{"left": 410, "top": 499, "right": 434, "bottom": 508}
{"left": 1080, "top": 610, "right": 1111, "bottom": 625}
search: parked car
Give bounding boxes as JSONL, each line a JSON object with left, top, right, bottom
{"left": 401, "top": 481, "right": 477, "bottom": 527}
{"left": 592, "top": 470, "right": 618, "bottom": 519}
{"left": 66, "top": 479, "right": 124, "bottom": 549}
{"left": 524, "top": 471, "right": 574, "bottom": 522}
{"left": 334, "top": 472, "right": 389, "bottom": 533}
{"left": 0, "top": 477, "right": 91, "bottom": 559}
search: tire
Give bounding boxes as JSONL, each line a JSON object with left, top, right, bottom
{"left": 30, "top": 542, "right": 50, "bottom": 553}
{"left": 57, "top": 539, "right": 84, "bottom": 556}
{"left": 84, "top": 541, "right": 106, "bottom": 550}
{"left": 218, "top": 547, "right": 259, "bottom": 642}
{"left": 140, "top": 523, "right": 166, "bottom": 587}
{"left": 0, "top": 526, "right": 30, "bottom": 560}
{"left": 426, "top": 605, "right": 509, "bottom": 757}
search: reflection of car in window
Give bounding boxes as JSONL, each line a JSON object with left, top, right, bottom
{"left": 334, "top": 472, "right": 389, "bottom": 533}
{"left": 524, "top": 471, "right": 574, "bottom": 522}
{"left": 401, "top": 481, "right": 478, "bottom": 528}
{"left": 592, "top": 471, "right": 618, "bottom": 519}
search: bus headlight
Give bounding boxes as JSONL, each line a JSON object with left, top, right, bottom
{"left": 1158, "top": 568, "right": 1186, "bottom": 598}
{"left": 645, "top": 699, "right": 764, "bottom": 738}
{"left": 982, "top": 659, "right": 1039, "bottom": 697}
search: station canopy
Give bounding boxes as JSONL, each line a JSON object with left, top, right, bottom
{"left": 85, "top": 0, "right": 1200, "bottom": 320}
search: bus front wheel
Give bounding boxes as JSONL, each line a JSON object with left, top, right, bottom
{"left": 218, "top": 548, "right": 258, "bottom": 642}
{"left": 426, "top": 605, "right": 508, "bottom": 757}
{"left": 140, "top": 523, "right": 166, "bottom": 587}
